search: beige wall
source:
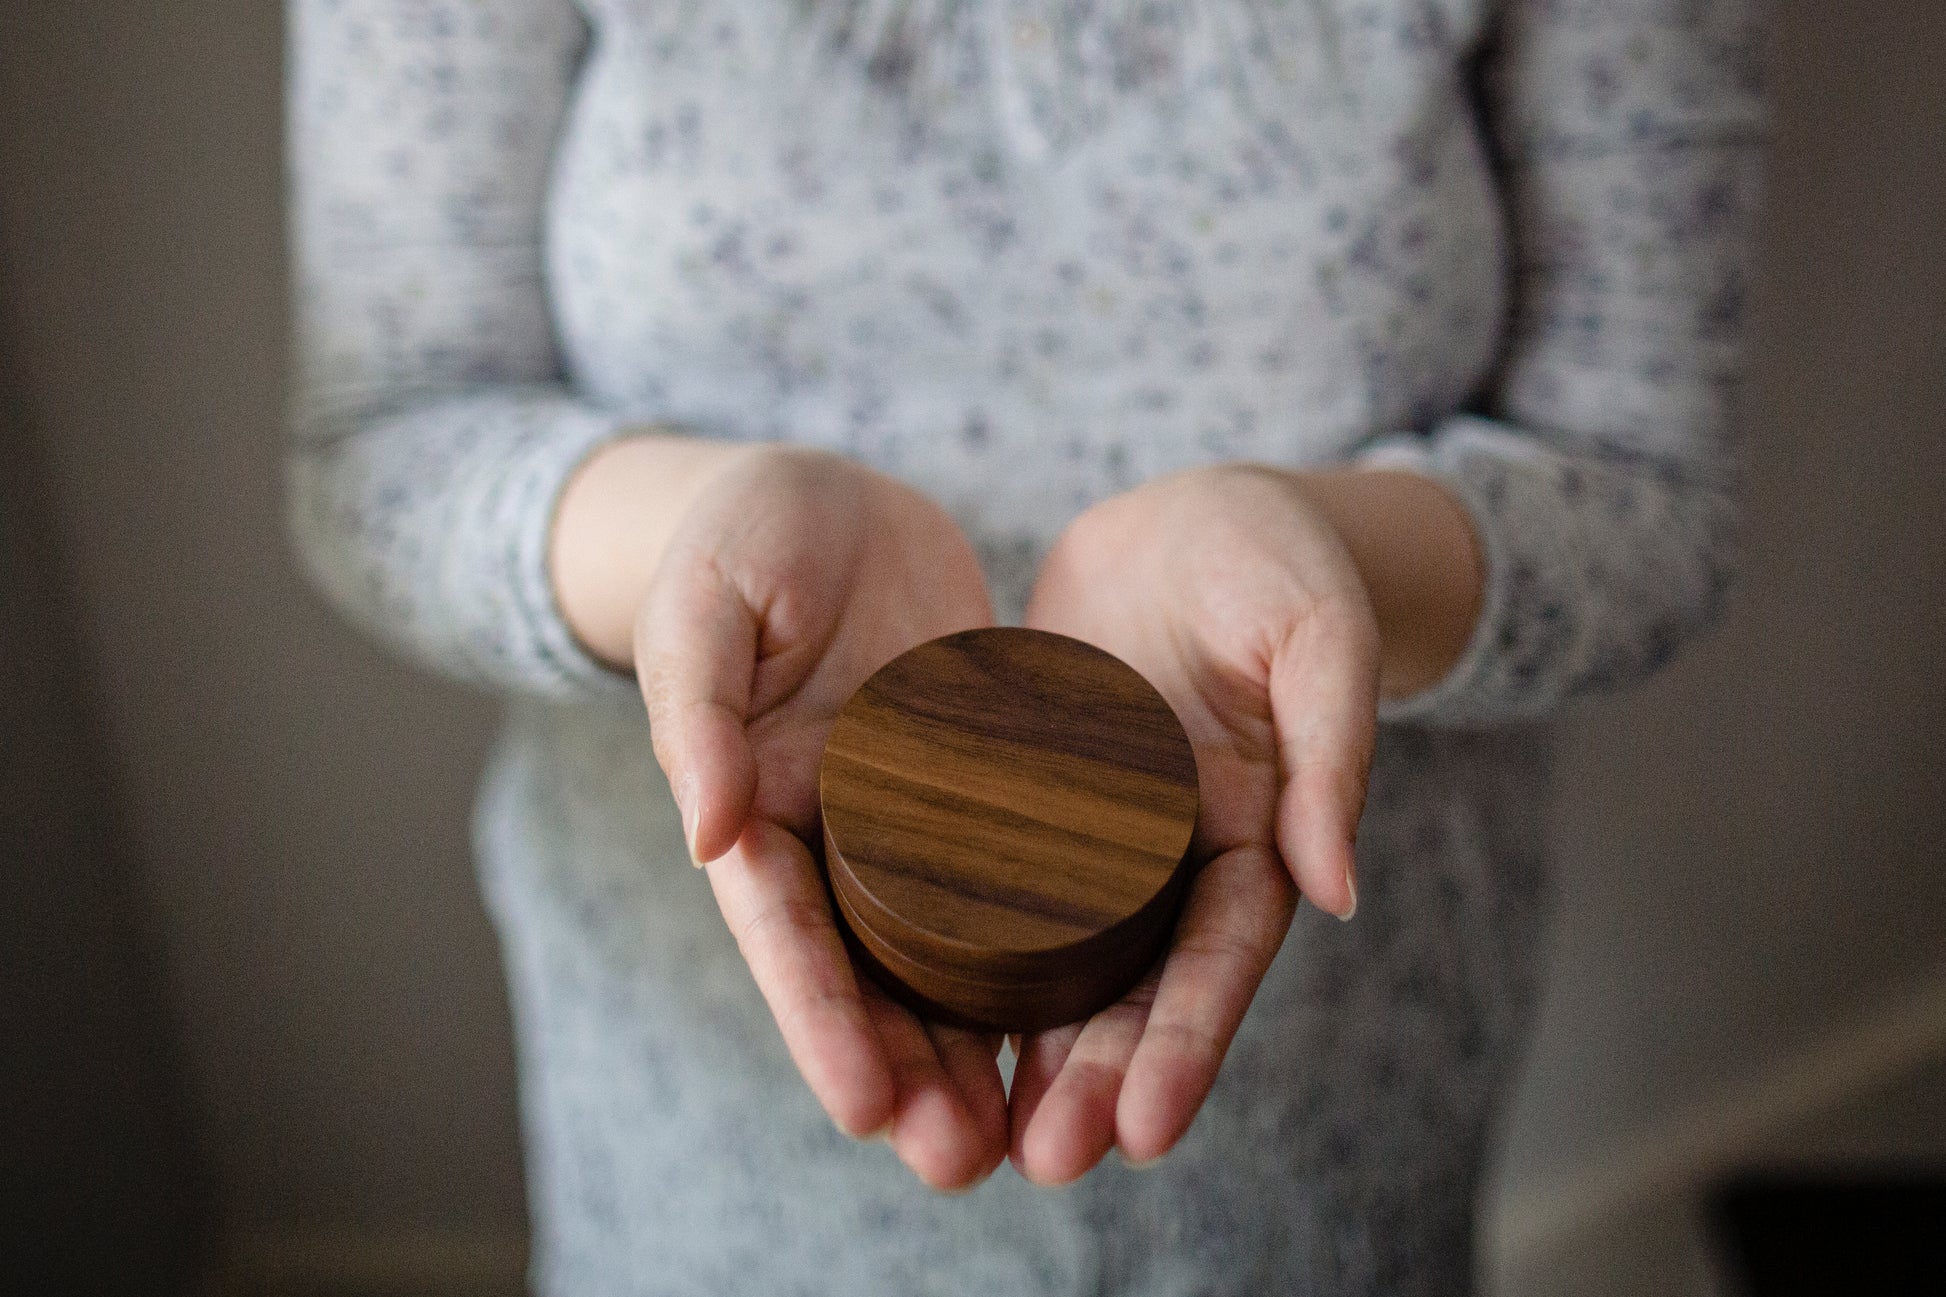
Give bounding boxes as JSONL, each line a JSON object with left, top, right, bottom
{"left": 0, "top": 0, "right": 524, "bottom": 1238}
{"left": 2, "top": 294, "right": 206, "bottom": 1294}
{"left": 1490, "top": 0, "right": 1946, "bottom": 1251}
{"left": 2, "top": 0, "right": 1941, "bottom": 1285}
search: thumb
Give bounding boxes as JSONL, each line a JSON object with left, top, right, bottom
{"left": 1267, "top": 603, "right": 1379, "bottom": 920}
{"left": 635, "top": 558, "right": 761, "bottom": 864}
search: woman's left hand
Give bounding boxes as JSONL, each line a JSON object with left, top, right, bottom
{"left": 1008, "top": 463, "right": 1381, "bottom": 1184}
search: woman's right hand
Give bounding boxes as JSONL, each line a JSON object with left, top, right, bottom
{"left": 630, "top": 444, "right": 1005, "bottom": 1190}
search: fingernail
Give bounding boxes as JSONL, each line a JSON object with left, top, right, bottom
{"left": 677, "top": 775, "right": 702, "bottom": 865}
{"left": 1339, "top": 860, "right": 1358, "bottom": 922}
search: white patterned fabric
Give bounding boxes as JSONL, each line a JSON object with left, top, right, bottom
{"left": 286, "top": 2, "right": 1764, "bottom": 1291}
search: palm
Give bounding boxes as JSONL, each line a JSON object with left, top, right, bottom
{"left": 1010, "top": 465, "right": 1378, "bottom": 1183}
{"left": 738, "top": 537, "right": 987, "bottom": 842}
{"left": 636, "top": 449, "right": 1007, "bottom": 1190}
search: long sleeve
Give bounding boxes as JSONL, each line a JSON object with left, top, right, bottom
{"left": 1368, "top": 0, "right": 1767, "bottom": 726}
{"left": 286, "top": 0, "right": 634, "bottom": 697}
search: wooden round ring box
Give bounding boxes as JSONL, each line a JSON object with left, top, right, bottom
{"left": 818, "top": 627, "right": 1201, "bottom": 1033}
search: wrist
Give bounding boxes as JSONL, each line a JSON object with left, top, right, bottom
{"left": 1282, "top": 467, "right": 1485, "bottom": 701}
{"left": 548, "top": 432, "right": 754, "bottom": 670}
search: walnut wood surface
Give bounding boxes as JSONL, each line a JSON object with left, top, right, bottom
{"left": 819, "top": 627, "right": 1200, "bottom": 1031}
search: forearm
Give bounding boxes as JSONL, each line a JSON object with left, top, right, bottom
{"left": 290, "top": 0, "right": 642, "bottom": 697}
{"left": 548, "top": 433, "right": 756, "bottom": 670}
{"left": 1285, "top": 468, "right": 1486, "bottom": 703}
{"left": 555, "top": 444, "right": 1486, "bottom": 695}
{"left": 289, "top": 391, "right": 639, "bottom": 695}
{"left": 1328, "top": 0, "right": 1763, "bottom": 726}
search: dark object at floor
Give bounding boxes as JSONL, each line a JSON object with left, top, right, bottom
{"left": 1711, "top": 1174, "right": 1946, "bottom": 1296}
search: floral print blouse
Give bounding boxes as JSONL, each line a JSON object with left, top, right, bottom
{"left": 285, "top": 2, "right": 1763, "bottom": 1292}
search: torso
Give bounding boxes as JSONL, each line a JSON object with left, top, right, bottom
{"left": 548, "top": 0, "right": 1506, "bottom": 607}
{"left": 491, "top": 9, "right": 1549, "bottom": 1291}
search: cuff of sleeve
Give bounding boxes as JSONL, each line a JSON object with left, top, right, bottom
{"left": 1357, "top": 417, "right": 1555, "bottom": 728}
{"left": 467, "top": 392, "right": 642, "bottom": 701}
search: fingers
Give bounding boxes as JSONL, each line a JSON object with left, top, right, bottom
{"left": 709, "top": 820, "right": 1006, "bottom": 1189}
{"left": 1268, "top": 602, "right": 1379, "bottom": 918}
{"left": 860, "top": 987, "right": 1008, "bottom": 1191}
{"left": 1008, "top": 846, "right": 1295, "bottom": 1181}
{"left": 928, "top": 1023, "right": 1010, "bottom": 1160}
{"left": 1010, "top": 997, "right": 1150, "bottom": 1186}
{"left": 1115, "top": 845, "right": 1295, "bottom": 1164}
{"left": 706, "top": 820, "right": 896, "bottom": 1139}
{"left": 636, "top": 556, "right": 761, "bottom": 863}
{"left": 1004, "top": 1020, "right": 1077, "bottom": 1163}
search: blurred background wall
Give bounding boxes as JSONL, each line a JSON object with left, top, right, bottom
{"left": 1, "top": 286, "right": 208, "bottom": 1294}
{"left": 1, "top": 2, "right": 1940, "bottom": 1294}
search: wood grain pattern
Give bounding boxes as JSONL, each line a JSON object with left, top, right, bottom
{"left": 819, "top": 627, "right": 1200, "bottom": 1031}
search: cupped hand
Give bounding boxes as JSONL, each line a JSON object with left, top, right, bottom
{"left": 1008, "top": 463, "right": 1381, "bottom": 1184}
{"left": 634, "top": 445, "right": 1006, "bottom": 1190}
